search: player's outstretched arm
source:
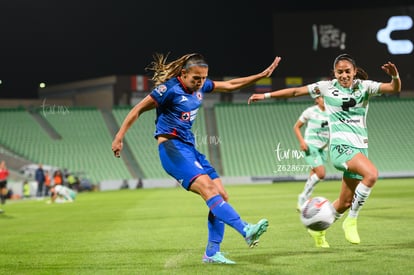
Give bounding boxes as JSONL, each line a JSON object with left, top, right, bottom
{"left": 248, "top": 86, "right": 309, "bottom": 104}
{"left": 112, "top": 95, "right": 156, "bottom": 158}
{"left": 380, "top": 61, "right": 401, "bottom": 94}
{"left": 213, "top": 56, "right": 282, "bottom": 92}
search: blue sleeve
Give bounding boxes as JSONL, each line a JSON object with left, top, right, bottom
{"left": 150, "top": 84, "right": 172, "bottom": 106}
{"left": 201, "top": 79, "right": 215, "bottom": 93}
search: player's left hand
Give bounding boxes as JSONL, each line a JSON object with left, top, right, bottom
{"left": 381, "top": 61, "right": 399, "bottom": 78}
{"left": 262, "top": 56, "right": 282, "bottom": 77}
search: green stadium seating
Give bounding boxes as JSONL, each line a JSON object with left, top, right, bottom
{"left": 1, "top": 98, "right": 412, "bottom": 183}
{"left": 215, "top": 98, "right": 414, "bottom": 178}
{"left": 365, "top": 98, "right": 414, "bottom": 174}
{"left": 0, "top": 107, "right": 131, "bottom": 183}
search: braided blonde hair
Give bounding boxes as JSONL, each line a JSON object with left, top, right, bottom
{"left": 146, "top": 53, "right": 208, "bottom": 86}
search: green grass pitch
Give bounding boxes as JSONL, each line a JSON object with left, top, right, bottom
{"left": 1, "top": 178, "right": 413, "bottom": 274}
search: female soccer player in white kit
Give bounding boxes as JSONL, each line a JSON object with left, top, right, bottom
{"left": 50, "top": 185, "right": 76, "bottom": 203}
{"left": 294, "top": 94, "right": 329, "bottom": 211}
{"left": 249, "top": 53, "right": 401, "bottom": 247}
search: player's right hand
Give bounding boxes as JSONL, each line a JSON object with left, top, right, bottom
{"left": 248, "top": 93, "right": 265, "bottom": 104}
{"left": 111, "top": 139, "right": 123, "bottom": 158}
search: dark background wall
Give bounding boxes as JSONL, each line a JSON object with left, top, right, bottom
{"left": 272, "top": 5, "right": 414, "bottom": 82}
{"left": 0, "top": 0, "right": 412, "bottom": 98}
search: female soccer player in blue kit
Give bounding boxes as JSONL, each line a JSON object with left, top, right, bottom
{"left": 112, "top": 53, "right": 281, "bottom": 264}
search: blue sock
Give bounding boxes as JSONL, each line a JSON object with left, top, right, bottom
{"left": 206, "top": 195, "right": 247, "bottom": 237}
{"left": 205, "top": 211, "right": 224, "bottom": 257}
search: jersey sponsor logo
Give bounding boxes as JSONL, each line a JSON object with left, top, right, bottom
{"left": 317, "top": 129, "right": 329, "bottom": 138}
{"left": 155, "top": 84, "right": 167, "bottom": 96}
{"left": 339, "top": 118, "right": 361, "bottom": 124}
{"left": 341, "top": 97, "right": 357, "bottom": 111}
{"left": 180, "top": 109, "right": 199, "bottom": 121}
{"left": 331, "top": 91, "right": 358, "bottom": 111}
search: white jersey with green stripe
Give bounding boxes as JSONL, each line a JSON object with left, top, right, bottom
{"left": 307, "top": 79, "right": 381, "bottom": 148}
{"left": 298, "top": 105, "right": 329, "bottom": 149}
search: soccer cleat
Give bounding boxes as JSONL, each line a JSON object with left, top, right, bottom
{"left": 307, "top": 229, "right": 330, "bottom": 248}
{"left": 202, "top": 252, "right": 236, "bottom": 264}
{"left": 244, "top": 218, "right": 269, "bottom": 248}
{"left": 297, "top": 194, "right": 307, "bottom": 212}
{"left": 342, "top": 216, "right": 360, "bottom": 244}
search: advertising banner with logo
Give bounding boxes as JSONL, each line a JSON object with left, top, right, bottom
{"left": 272, "top": 6, "right": 414, "bottom": 82}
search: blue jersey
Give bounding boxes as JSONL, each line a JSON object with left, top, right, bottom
{"left": 150, "top": 77, "right": 215, "bottom": 145}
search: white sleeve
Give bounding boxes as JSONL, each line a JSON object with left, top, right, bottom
{"left": 298, "top": 107, "right": 312, "bottom": 123}
{"left": 362, "top": 80, "right": 382, "bottom": 96}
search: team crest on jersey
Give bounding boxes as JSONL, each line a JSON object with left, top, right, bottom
{"left": 181, "top": 111, "right": 191, "bottom": 121}
{"left": 196, "top": 91, "right": 203, "bottom": 101}
{"left": 155, "top": 84, "right": 167, "bottom": 96}
{"left": 353, "top": 90, "right": 362, "bottom": 98}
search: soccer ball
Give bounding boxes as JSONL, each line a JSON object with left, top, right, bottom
{"left": 300, "top": 196, "right": 335, "bottom": 231}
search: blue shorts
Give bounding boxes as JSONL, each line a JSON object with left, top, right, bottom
{"left": 158, "top": 139, "right": 219, "bottom": 190}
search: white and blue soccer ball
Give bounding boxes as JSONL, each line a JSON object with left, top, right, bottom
{"left": 300, "top": 196, "right": 336, "bottom": 231}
